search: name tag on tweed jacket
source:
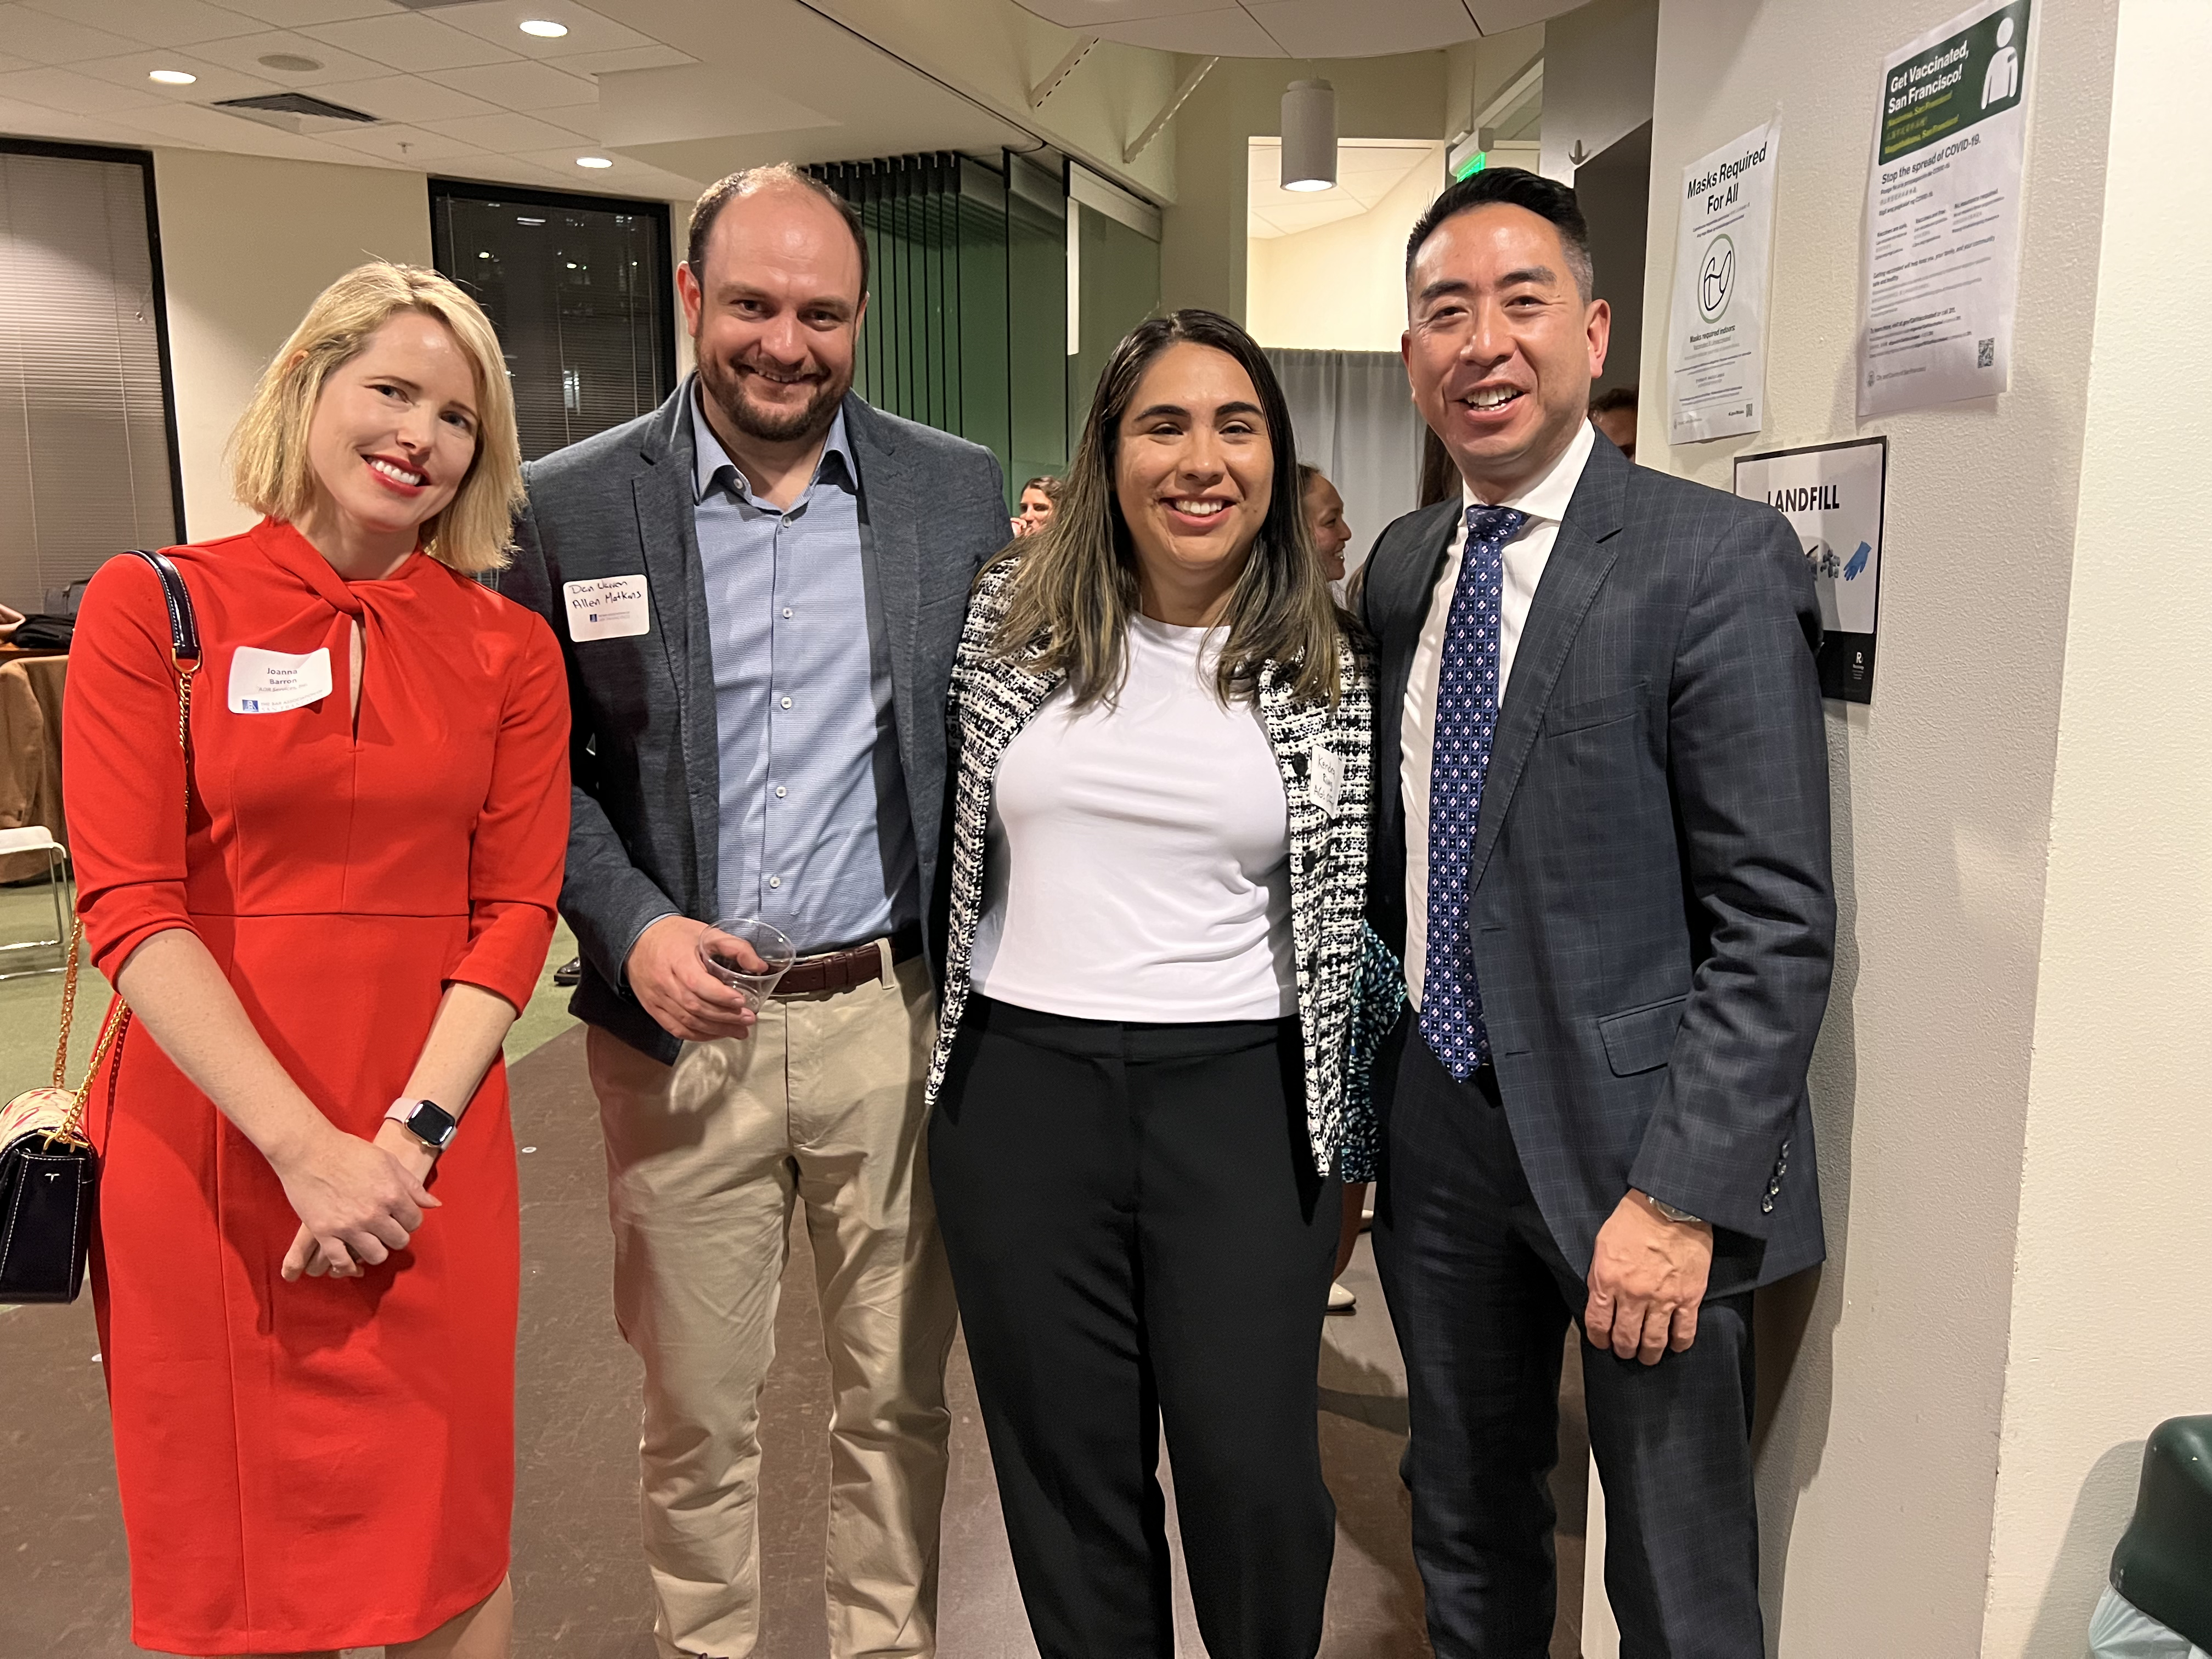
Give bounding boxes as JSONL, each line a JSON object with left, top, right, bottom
{"left": 1310, "top": 743, "right": 1345, "bottom": 816}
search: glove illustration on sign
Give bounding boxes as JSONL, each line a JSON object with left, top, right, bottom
{"left": 1843, "top": 540, "right": 1871, "bottom": 581}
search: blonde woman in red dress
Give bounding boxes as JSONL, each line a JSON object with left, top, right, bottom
{"left": 63, "top": 262, "right": 569, "bottom": 1658}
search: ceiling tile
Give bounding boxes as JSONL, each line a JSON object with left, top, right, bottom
{"left": 0, "top": 5, "right": 142, "bottom": 66}
{"left": 425, "top": 57, "right": 595, "bottom": 111}
{"left": 0, "top": 54, "right": 33, "bottom": 72}
{"left": 71, "top": 50, "right": 284, "bottom": 104}
{"left": 1014, "top": 0, "right": 1227, "bottom": 24}
{"left": 417, "top": 108, "right": 590, "bottom": 152}
{"left": 128, "top": 99, "right": 365, "bottom": 160}
{"left": 314, "top": 71, "right": 499, "bottom": 123}
{"left": 187, "top": 27, "right": 397, "bottom": 86}
{"left": 421, "top": 1, "right": 656, "bottom": 60}
{"left": 1465, "top": 0, "right": 1572, "bottom": 30}
{"left": 546, "top": 43, "right": 692, "bottom": 75}
{"left": 302, "top": 12, "right": 520, "bottom": 72}
{"left": 0, "top": 64, "right": 164, "bottom": 114}
{"left": 18, "top": 0, "right": 263, "bottom": 48}
{"left": 316, "top": 119, "right": 490, "bottom": 162}
{"left": 1248, "top": 0, "right": 1481, "bottom": 57}
{"left": 0, "top": 95, "right": 162, "bottom": 143}
{"left": 510, "top": 144, "right": 697, "bottom": 197}
{"left": 215, "top": 0, "right": 403, "bottom": 24}
{"left": 1098, "top": 9, "right": 1282, "bottom": 55}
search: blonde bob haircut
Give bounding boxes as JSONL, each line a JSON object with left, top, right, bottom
{"left": 229, "top": 261, "right": 522, "bottom": 575}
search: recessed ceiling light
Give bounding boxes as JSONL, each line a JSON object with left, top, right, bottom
{"left": 520, "top": 19, "right": 568, "bottom": 37}
{"left": 148, "top": 69, "right": 196, "bottom": 86}
{"left": 576, "top": 156, "right": 612, "bottom": 168}
{"left": 516, "top": 216, "right": 546, "bottom": 225}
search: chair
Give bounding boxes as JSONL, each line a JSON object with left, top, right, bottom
{"left": 0, "top": 825, "right": 69, "bottom": 981}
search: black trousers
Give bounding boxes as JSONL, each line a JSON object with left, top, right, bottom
{"left": 929, "top": 996, "right": 1342, "bottom": 1659}
{"left": 1373, "top": 1020, "right": 1763, "bottom": 1659}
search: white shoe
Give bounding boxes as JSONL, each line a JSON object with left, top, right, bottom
{"left": 1360, "top": 1199, "right": 1375, "bottom": 1232}
{"left": 1328, "top": 1279, "right": 1357, "bottom": 1314}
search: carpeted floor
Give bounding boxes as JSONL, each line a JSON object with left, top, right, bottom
{"left": 0, "top": 935, "right": 1588, "bottom": 1657}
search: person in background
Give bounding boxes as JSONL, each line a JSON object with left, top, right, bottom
{"left": 500, "top": 163, "right": 1008, "bottom": 1659}
{"left": 1299, "top": 461, "right": 1353, "bottom": 585}
{"left": 64, "top": 262, "right": 567, "bottom": 1658}
{"left": 0, "top": 601, "right": 21, "bottom": 642}
{"left": 1363, "top": 168, "right": 1832, "bottom": 1658}
{"left": 1012, "top": 473, "right": 1060, "bottom": 537}
{"left": 927, "top": 310, "right": 1375, "bottom": 1659}
{"left": 1588, "top": 383, "right": 1637, "bottom": 461}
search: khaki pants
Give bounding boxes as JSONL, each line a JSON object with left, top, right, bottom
{"left": 589, "top": 955, "right": 956, "bottom": 1659}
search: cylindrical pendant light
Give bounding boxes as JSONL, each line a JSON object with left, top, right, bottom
{"left": 1280, "top": 78, "right": 1337, "bottom": 193}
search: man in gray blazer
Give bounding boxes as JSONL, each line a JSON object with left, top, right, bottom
{"left": 502, "top": 165, "right": 1007, "bottom": 1659}
{"left": 1362, "top": 168, "right": 1834, "bottom": 1657}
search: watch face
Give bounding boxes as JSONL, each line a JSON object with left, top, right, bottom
{"left": 407, "top": 1101, "right": 458, "bottom": 1148}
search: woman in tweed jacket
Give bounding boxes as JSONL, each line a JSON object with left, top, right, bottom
{"left": 925, "top": 311, "right": 1374, "bottom": 1659}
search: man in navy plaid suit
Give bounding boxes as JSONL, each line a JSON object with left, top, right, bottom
{"left": 1360, "top": 167, "right": 1835, "bottom": 1657}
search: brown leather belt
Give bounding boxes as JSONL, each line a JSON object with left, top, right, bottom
{"left": 774, "top": 922, "right": 923, "bottom": 997}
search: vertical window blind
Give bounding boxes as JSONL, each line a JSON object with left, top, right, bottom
{"left": 0, "top": 142, "right": 180, "bottom": 616}
{"left": 430, "top": 180, "right": 675, "bottom": 464}
{"left": 810, "top": 151, "right": 1072, "bottom": 501}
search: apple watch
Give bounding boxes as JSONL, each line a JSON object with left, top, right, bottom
{"left": 384, "top": 1097, "right": 459, "bottom": 1157}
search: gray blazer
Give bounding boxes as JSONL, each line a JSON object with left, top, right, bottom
{"left": 1362, "top": 435, "right": 1836, "bottom": 1293}
{"left": 500, "top": 381, "right": 1009, "bottom": 1063}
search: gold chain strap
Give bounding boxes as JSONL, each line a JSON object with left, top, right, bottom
{"left": 36, "top": 644, "right": 193, "bottom": 1150}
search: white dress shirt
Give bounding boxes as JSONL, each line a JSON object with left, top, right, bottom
{"left": 1402, "top": 417, "right": 1596, "bottom": 1011}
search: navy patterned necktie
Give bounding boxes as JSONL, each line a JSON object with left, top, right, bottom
{"left": 1420, "top": 504, "right": 1528, "bottom": 1080}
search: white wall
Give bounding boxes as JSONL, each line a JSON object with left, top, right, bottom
{"left": 1163, "top": 53, "right": 1448, "bottom": 321}
{"left": 1245, "top": 147, "right": 1443, "bottom": 353}
{"left": 1638, "top": 0, "right": 2128, "bottom": 1652}
{"left": 1982, "top": 4, "right": 2212, "bottom": 1652}
{"left": 1539, "top": 0, "right": 1658, "bottom": 183}
{"left": 154, "top": 150, "right": 433, "bottom": 540}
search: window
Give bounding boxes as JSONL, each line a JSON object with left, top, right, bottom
{"left": 429, "top": 179, "right": 676, "bottom": 463}
{"left": 0, "top": 140, "right": 182, "bottom": 614}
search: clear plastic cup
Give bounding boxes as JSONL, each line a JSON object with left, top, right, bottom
{"left": 695, "top": 917, "right": 798, "bottom": 1011}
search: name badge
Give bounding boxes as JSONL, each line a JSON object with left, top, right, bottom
{"left": 227, "top": 645, "right": 332, "bottom": 714}
{"left": 565, "top": 575, "right": 651, "bottom": 641}
{"left": 1309, "top": 743, "right": 1345, "bottom": 816}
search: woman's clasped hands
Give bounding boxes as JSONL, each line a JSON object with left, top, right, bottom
{"left": 273, "top": 1118, "right": 441, "bottom": 1281}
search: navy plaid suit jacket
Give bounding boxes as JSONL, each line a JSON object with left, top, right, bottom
{"left": 1362, "top": 435, "right": 1835, "bottom": 1293}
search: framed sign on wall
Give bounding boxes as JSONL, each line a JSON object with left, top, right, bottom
{"left": 1733, "top": 436, "right": 1889, "bottom": 704}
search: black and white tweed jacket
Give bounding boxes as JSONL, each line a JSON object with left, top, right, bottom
{"left": 925, "top": 556, "right": 1378, "bottom": 1178}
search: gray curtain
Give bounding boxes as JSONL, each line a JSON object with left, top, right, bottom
{"left": 1266, "top": 348, "right": 1424, "bottom": 589}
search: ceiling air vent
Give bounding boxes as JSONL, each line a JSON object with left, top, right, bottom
{"left": 213, "top": 91, "right": 381, "bottom": 134}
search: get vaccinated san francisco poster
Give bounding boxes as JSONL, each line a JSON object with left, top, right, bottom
{"left": 1859, "top": 0, "right": 2038, "bottom": 418}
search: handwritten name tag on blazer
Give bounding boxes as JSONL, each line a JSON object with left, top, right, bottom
{"left": 227, "top": 645, "right": 332, "bottom": 714}
{"left": 1310, "top": 744, "right": 1345, "bottom": 817}
{"left": 564, "top": 575, "right": 651, "bottom": 641}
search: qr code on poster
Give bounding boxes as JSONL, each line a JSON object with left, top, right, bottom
{"left": 1977, "top": 337, "right": 1995, "bottom": 369}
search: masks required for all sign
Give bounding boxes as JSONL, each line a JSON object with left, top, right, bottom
{"left": 1667, "top": 117, "right": 1780, "bottom": 445}
{"left": 1733, "top": 437, "right": 1889, "bottom": 704}
{"left": 1859, "top": 0, "right": 2037, "bottom": 417}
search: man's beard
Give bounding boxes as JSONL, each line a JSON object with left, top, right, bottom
{"left": 698, "top": 351, "right": 847, "bottom": 445}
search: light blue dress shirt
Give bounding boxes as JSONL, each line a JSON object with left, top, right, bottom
{"left": 691, "top": 390, "right": 918, "bottom": 954}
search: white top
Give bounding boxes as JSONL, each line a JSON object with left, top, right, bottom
{"left": 970, "top": 614, "right": 1296, "bottom": 1022}
{"left": 1402, "top": 418, "right": 1596, "bottom": 1011}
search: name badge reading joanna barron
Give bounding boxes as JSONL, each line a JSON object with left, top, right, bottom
{"left": 565, "top": 574, "right": 651, "bottom": 641}
{"left": 227, "top": 645, "right": 332, "bottom": 714}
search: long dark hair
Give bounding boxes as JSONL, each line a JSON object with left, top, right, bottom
{"left": 990, "top": 308, "right": 1342, "bottom": 709}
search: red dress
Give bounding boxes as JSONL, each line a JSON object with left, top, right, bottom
{"left": 63, "top": 519, "right": 569, "bottom": 1655}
